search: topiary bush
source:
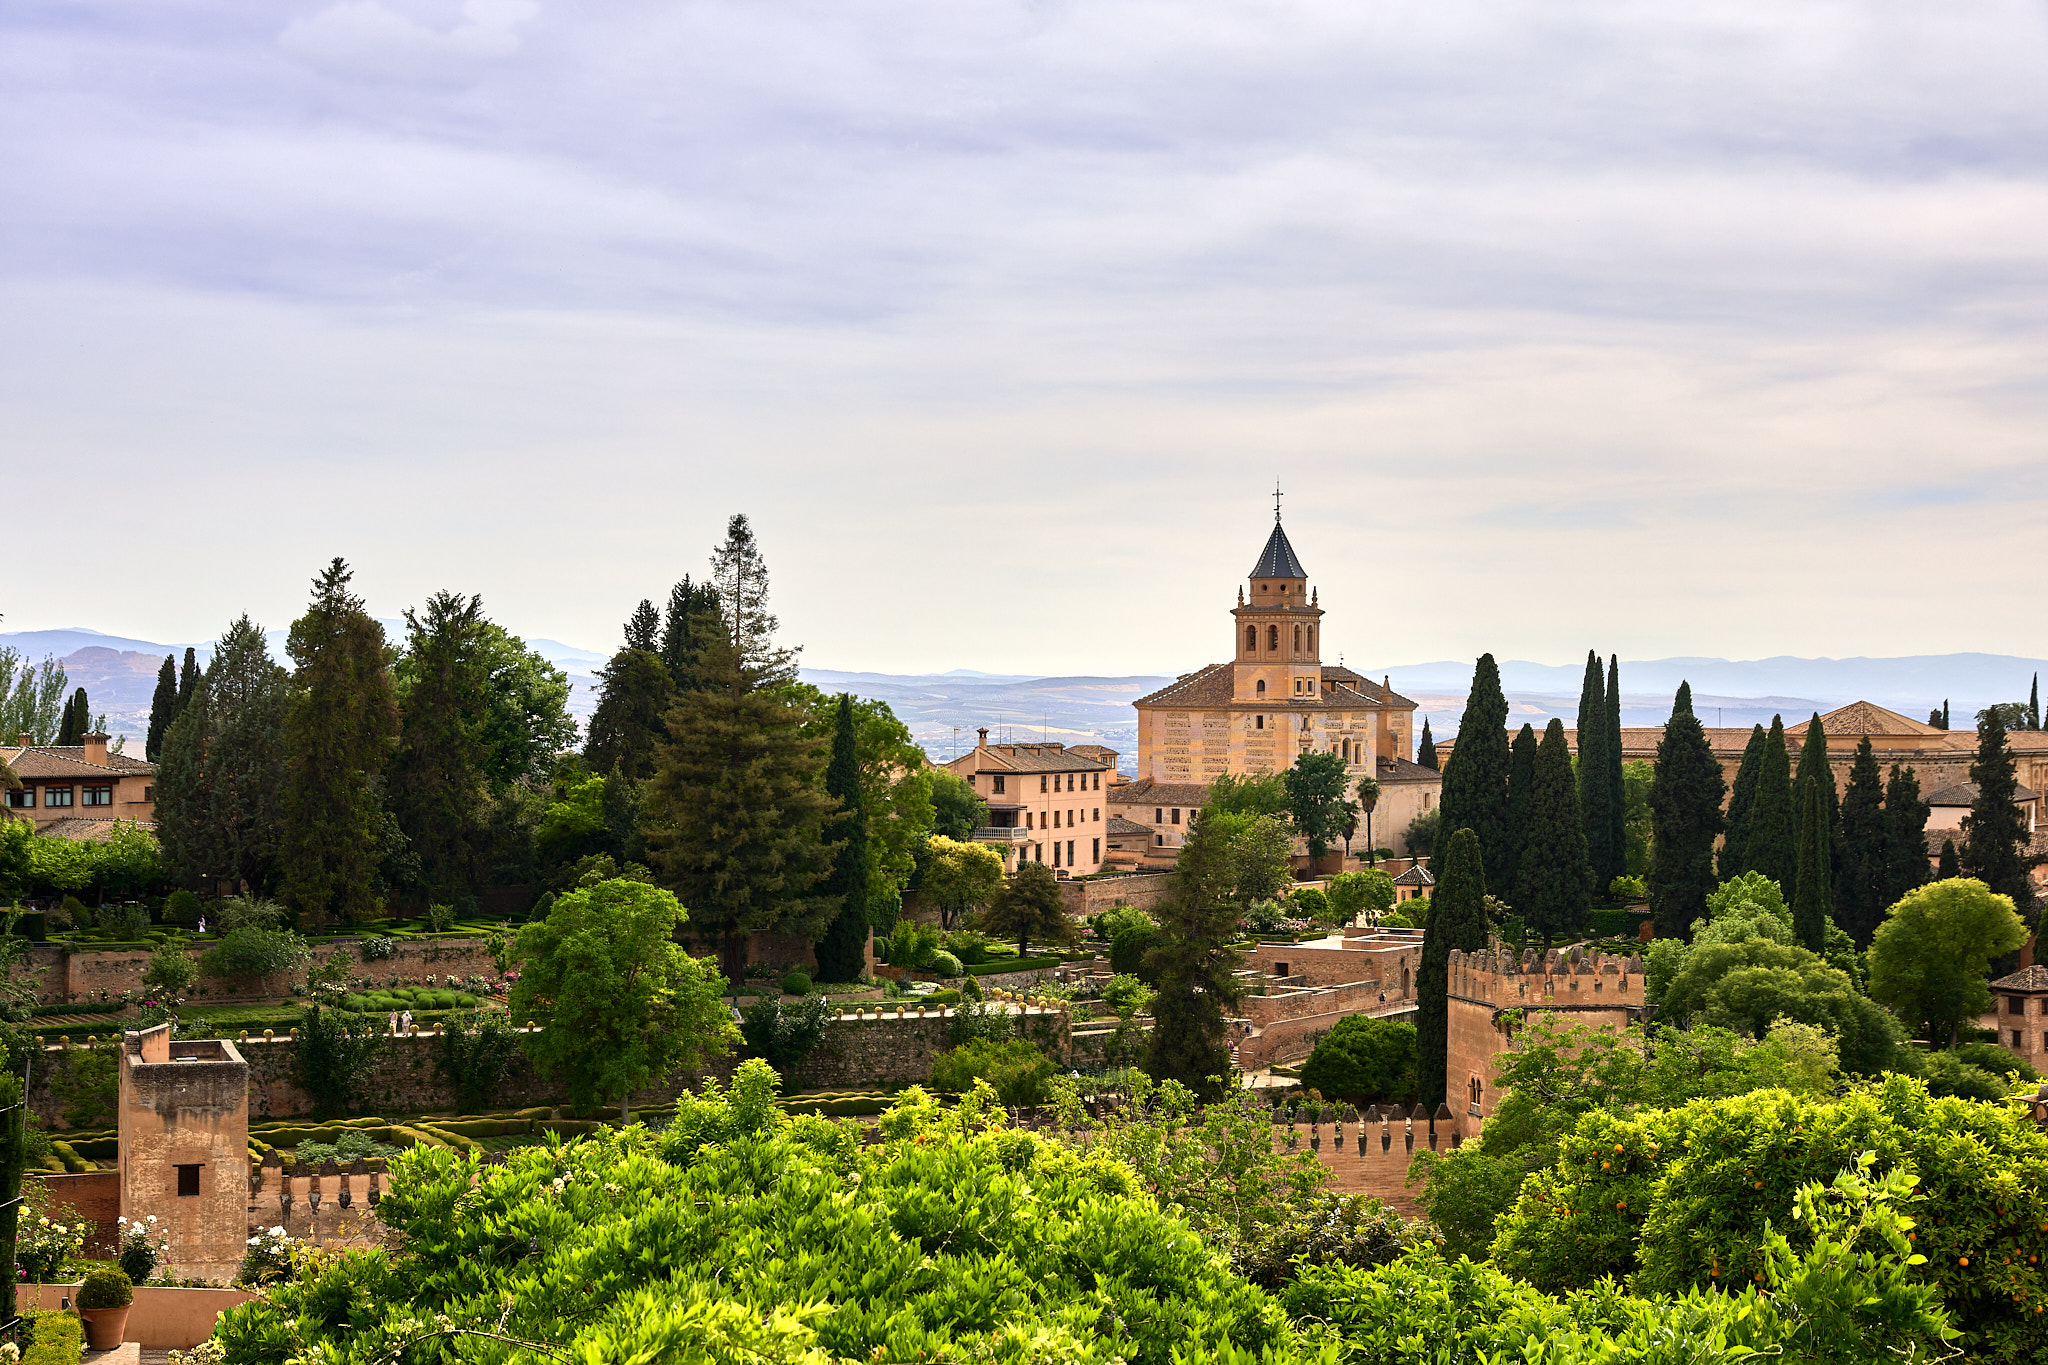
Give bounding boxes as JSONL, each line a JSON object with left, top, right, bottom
{"left": 780, "top": 970, "right": 812, "bottom": 996}
{"left": 926, "top": 950, "right": 963, "bottom": 978}
{"left": 76, "top": 1265, "right": 133, "bottom": 1310}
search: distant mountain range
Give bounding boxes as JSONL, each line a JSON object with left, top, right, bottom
{"left": 6, "top": 628, "right": 2040, "bottom": 765}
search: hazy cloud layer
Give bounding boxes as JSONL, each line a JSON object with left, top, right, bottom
{"left": 3, "top": 1, "right": 2045, "bottom": 676}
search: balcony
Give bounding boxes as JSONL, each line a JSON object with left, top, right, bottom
{"left": 972, "top": 827, "right": 1032, "bottom": 843}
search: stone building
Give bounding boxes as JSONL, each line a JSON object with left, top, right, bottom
{"left": 118, "top": 1024, "right": 251, "bottom": 1284}
{"left": 1446, "top": 946, "right": 1647, "bottom": 1121}
{"left": 1110, "top": 512, "right": 1439, "bottom": 860}
{"left": 1, "top": 731, "right": 156, "bottom": 837}
{"left": 1990, "top": 965, "right": 2048, "bottom": 1071}
{"left": 939, "top": 732, "right": 1117, "bottom": 874}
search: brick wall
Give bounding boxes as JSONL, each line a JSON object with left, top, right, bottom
{"left": 29, "top": 1170, "right": 120, "bottom": 1255}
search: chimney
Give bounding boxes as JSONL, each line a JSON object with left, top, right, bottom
{"left": 15, "top": 733, "right": 29, "bottom": 748}
{"left": 976, "top": 727, "right": 989, "bottom": 748}
{"left": 82, "top": 731, "right": 109, "bottom": 766}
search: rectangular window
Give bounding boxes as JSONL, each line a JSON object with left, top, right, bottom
{"left": 2011, "top": 996, "right": 2026, "bottom": 1015}
{"left": 142, "top": 785, "right": 154, "bottom": 801}
{"left": 1093, "top": 772, "right": 1101, "bottom": 790}
{"left": 1092, "top": 838, "right": 1100, "bottom": 863}
{"left": 1026, "top": 811, "right": 1034, "bottom": 829}
{"left": 43, "top": 786, "right": 72, "bottom": 808}
{"left": 176, "top": 1164, "right": 202, "bottom": 1197}
{"left": 992, "top": 776, "right": 1005, "bottom": 794}
{"left": 82, "top": 785, "right": 113, "bottom": 807}
{"left": 1093, "top": 808, "right": 1100, "bottom": 822}
{"left": 1155, "top": 807, "right": 1163, "bottom": 824}
{"left": 3, "top": 788, "right": 29, "bottom": 808}
{"left": 1066, "top": 839, "right": 1074, "bottom": 865}
{"left": 2016, "top": 1030, "right": 2026, "bottom": 1049}
{"left": 1155, "top": 834, "right": 1164, "bottom": 847}
{"left": 1040, "top": 775, "right": 1048, "bottom": 793}
{"left": 1053, "top": 842, "right": 1062, "bottom": 867}
{"left": 1171, "top": 808, "right": 1181, "bottom": 825}
{"left": 965, "top": 773, "right": 974, "bottom": 787}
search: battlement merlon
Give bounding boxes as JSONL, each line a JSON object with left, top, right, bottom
{"left": 1445, "top": 945, "right": 1646, "bottom": 1008}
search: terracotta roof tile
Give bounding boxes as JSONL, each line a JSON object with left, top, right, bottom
{"left": 1925, "top": 780, "right": 2039, "bottom": 807}
{"left": 1392, "top": 864, "right": 1434, "bottom": 886}
{"left": 1133, "top": 664, "right": 1236, "bottom": 708}
{"left": 962, "top": 744, "right": 1110, "bottom": 774}
{"left": 1375, "top": 756, "right": 1439, "bottom": 783}
{"left": 1112, "top": 778, "right": 1212, "bottom": 807}
{"left": 1106, "top": 816, "right": 1153, "bottom": 835}
{"left": 35, "top": 816, "right": 155, "bottom": 841}
{"left": 0, "top": 747, "right": 155, "bottom": 778}
{"left": 1990, "top": 965, "right": 2048, "bottom": 992}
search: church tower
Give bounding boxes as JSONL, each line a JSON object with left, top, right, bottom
{"left": 1231, "top": 511, "right": 1324, "bottom": 705}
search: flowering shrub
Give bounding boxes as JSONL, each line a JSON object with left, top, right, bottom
{"left": 237, "top": 1226, "right": 296, "bottom": 1288}
{"left": 358, "top": 937, "right": 396, "bottom": 961}
{"left": 116, "top": 1213, "right": 171, "bottom": 1283}
{"left": 17, "top": 1214, "right": 86, "bottom": 1283}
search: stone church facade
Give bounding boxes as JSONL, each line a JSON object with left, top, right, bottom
{"left": 1109, "top": 515, "right": 1441, "bottom": 863}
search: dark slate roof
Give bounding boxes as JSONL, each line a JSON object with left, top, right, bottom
{"left": 1376, "top": 756, "right": 1440, "bottom": 783}
{"left": 1925, "top": 780, "right": 2040, "bottom": 807}
{"left": 1134, "top": 663, "right": 1418, "bottom": 711}
{"left": 1106, "top": 816, "right": 1153, "bottom": 835}
{"left": 1392, "top": 864, "right": 1435, "bottom": 886}
{"left": 1250, "top": 521, "right": 1307, "bottom": 579}
{"left": 1990, "top": 965, "right": 2048, "bottom": 992}
{"left": 1112, "top": 778, "right": 1213, "bottom": 807}
{"left": 37, "top": 816, "right": 155, "bottom": 841}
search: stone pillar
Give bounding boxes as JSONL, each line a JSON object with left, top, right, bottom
{"left": 117, "top": 1025, "right": 250, "bottom": 1283}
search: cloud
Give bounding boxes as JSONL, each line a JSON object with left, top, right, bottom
{"left": 280, "top": 0, "right": 539, "bottom": 85}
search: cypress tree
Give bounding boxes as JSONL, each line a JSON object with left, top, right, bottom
{"left": 158, "top": 617, "right": 289, "bottom": 895}
{"left": 1880, "top": 763, "right": 1929, "bottom": 911}
{"left": 1438, "top": 654, "right": 1513, "bottom": 891}
{"left": 1792, "top": 713, "right": 1840, "bottom": 912}
{"left": 623, "top": 599, "right": 661, "bottom": 654}
{"left": 2030, "top": 673, "right": 2041, "bottom": 731}
{"left": 1744, "top": 716, "right": 1795, "bottom": 889}
{"left": 1416, "top": 827, "right": 1487, "bottom": 1107}
{"left": 1647, "top": 682, "right": 1725, "bottom": 940}
{"left": 1720, "top": 724, "right": 1767, "bottom": 880}
{"left": 280, "top": 559, "right": 401, "bottom": 926}
{"left": 812, "top": 694, "right": 871, "bottom": 984}
{"left": 1791, "top": 770, "right": 1830, "bottom": 953}
{"left": 1960, "top": 706, "right": 2036, "bottom": 914}
{"left": 1515, "top": 719, "right": 1592, "bottom": 948}
{"left": 55, "top": 688, "right": 87, "bottom": 746}
{"left": 390, "top": 592, "right": 492, "bottom": 904}
{"left": 1576, "top": 651, "right": 1616, "bottom": 889}
{"left": 1936, "top": 839, "right": 1960, "bottom": 880}
{"left": 1145, "top": 803, "right": 1248, "bottom": 1101}
{"left": 583, "top": 649, "right": 672, "bottom": 781}
{"left": 643, "top": 631, "right": 840, "bottom": 979}
{"left": 1504, "top": 723, "right": 1538, "bottom": 895}
{"left": 1604, "top": 655, "right": 1626, "bottom": 884}
{"left": 176, "top": 646, "right": 199, "bottom": 718}
{"left": 1836, "top": 737, "right": 1888, "bottom": 947}
{"left": 146, "top": 655, "right": 177, "bottom": 763}
{"left": 1417, "top": 719, "right": 1438, "bottom": 770}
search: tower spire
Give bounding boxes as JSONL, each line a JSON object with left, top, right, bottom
{"left": 1273, "top": 481, "right": 1283, "bottom": 523}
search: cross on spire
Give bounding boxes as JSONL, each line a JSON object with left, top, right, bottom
{"left": 1273, "top": 481, "right": 1284, "bottom": 523}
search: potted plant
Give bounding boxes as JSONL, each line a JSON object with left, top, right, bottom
{"left": 75, "top": 1265, "right": 133, "bottom": 1349}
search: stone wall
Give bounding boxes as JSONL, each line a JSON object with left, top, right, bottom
{"left": 9, "top": 935, "right": 505, "bottom": 1006}
{"left": 1060, "top": 873, "right": 1178, "bottom": 919}
{"left": 1236, "top": 1004, "right": 1415, "bottom": 1071}
{"left": 1445, "top": 945, "right": 1646, "bottom": 1121}
{"left": 29, "top": 1170, "right": 120, "bottom": 1255}
{"left": 1276, "top": 1106, "right": 1469, "bottom": 1219}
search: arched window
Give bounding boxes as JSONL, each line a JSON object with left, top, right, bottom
{"left": 1307, "top": 626, "right": 1315, "bottom": 654}
{"left": 1256, "top": 679, "right": 1266, "bottom": 695}
{"left": 1245, "top": 625, "right": 1256, "bottom": 652}
{"left": 1293, "top": 625, "right": 1301, "bottom": 652}
{"left": 1268, "top": 625, "right": 1279, "bottom": 651}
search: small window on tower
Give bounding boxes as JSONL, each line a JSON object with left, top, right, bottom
{"left": 176, "top": 1164, "right": 202, "bottom": 1197}
{"left": 1268, "top": 625, "right": 1279, "bottom": 651}
{"left": 1256, "top": 679, "right": 1266, "bottom": 694}
{"left": 1256, "top": 716, "right": 1265, "bottom": 729}
{"left": 1246, "top": 626, "right": 1257, "bottom": 651}
{"left": 1294, "top": 625, "right": 1301, "bottom": 651}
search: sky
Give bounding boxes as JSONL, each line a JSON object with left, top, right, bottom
{"left": 4, "top": 1, "right": 2046, "bottom": 677}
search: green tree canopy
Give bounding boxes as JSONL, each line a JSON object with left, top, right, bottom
{"left": 1880, "top": 763, "right": 1930, "bottom": 915}
{"left": 1719, "top": 723, "right": 1766, "bottom": 879}
{"left": 582, "top": 647, "right": 672, "bottom": 781}
{"left": 811, "top": 694, "right": 870, "bottom": 983}
{"left": 1513, "top": 719, "right": 1592, "bottom": 947}
{"left": 927, "top": 768, "right": 987, "bottom": 841}
{"left": 658, "top": 575, "right": 724, "bottom": 693}
{"left": 1438, "top": 654, "right": 1512, "bottom": 891}
{"left": 1325, "top": 868, "right": 1395, "bottom": 922}
{"left": 1867, "top": 876, "right": 2028, "bottom": 1047}
{"left": 1790, "top": 770, "right": 1831, "bottom": 952}
{"left": 1504, "top": 722, "right": 1537, "bottom": 893}
{"left": 1658, "top": 935, "right": 1907, "bottom": 1075}
{"left": 1417, "top": 826, "right": 1487, "bottom": 1107}
{"left": 390, "top": 591, "right": 491, "bottom": 903}
{"left": 155, "top": 615, "right": 288, "bottom": 897}
{"left": 1961, "top": 708, "right": 2039, "bottom": 915}
{"left": 1575, "top": 651, "right": 1619, "bottom": 888}
{"left": 982, "top": 861, "right": 1078, "bottom": 960}
{"left": 145, "top": 654, "right": 177, "bottom": 764}
{"left": 917, "top": 835, "right": 1006, "bottom": 931}
{"left": 1646, "top": 683, "right": 1725, "bottom": 939}
{"left": 509, "top": 877, "right": 736, "bottom": 1117}
{"left": 1283, "top": 750, "right": 1354, "bottom": 860}
{"left": 1208, "top": 770, "right": 1290, "bottom": 819}
{"left": 1300, "top": 1016, "right": 1417, "bottom": 1105}
{"left": 1835, "top": 736, "right": 1888, "bottom": 947}
{"left": 1417, "top": 717, "right": 1438, "bottom": 769}
{"left": 1147, "top": 809, "right": 1252, "bottom": 1099}
{"left": 1743, "top": 714, "right": 1795, "bottom": 888}
{"left": 281, "top": 559, "right": 400, "bottom": 926}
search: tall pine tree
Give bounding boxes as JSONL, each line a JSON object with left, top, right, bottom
{"left": 146, "top": 655, "right": 177, "bottom": 763}
{"left": 623, "top": 599, "right": 661, "bottom": 654}
{"left": 1504, "top": 723, "right": 1538, "bottom": 895}
{"left": 1791, "top": 773, "right": 1831, "bottom": 952}
{"left": 710, "top": 514, "right": 798, "bottom": 684}
{"left": 280, "top": 559, "right": 401, "bottom": 925}
{"left": 156, "top": 617, "right": 289, "bottom": 895}
{"left": 1880, "top": 763, "right": 1929, "bottom": 911}
{"left": 1647, "top": 682, "right": 1725, "bottom": 940}
{"left": 643, "top": 630, "right": 840, "bottom": 978}
{"left": 1145, "top": 804, "right": 1249, "bottom": 1101}
{"left": 1720, "top": 724, "right": 1767, "bottom": 879}
{"left": 812, "top": 694, "right": 870, "bottom": 984}
{"left": 1417, "top": 719, "right": 1438, "bottom": 770}
{"left": 659, "top": 578, "right": 723, "bottom": 694}
{"left": 1576, "top": 651, "right": 1617, "bottom": 890}
{"left": 1961, "top": 706, "right": 2038, "bottom": 915}
{"left": 390, "top": 592, "right": 492, "bottom": 904}
{"left": 1515, "top": 719, "right": 1593, "bottom": 947}
{"left": 1417, "top": 826, "right": 1487, "bottom": 1107}
{"left": 1835, "top": 737, "right": 1888, "bottom": 947}
{"left": 1437, "top": 654, "right": 1512, "bottom": 891}
{"left": 583, "top": 650, "right": 672, "bottom": 781}
{"left": 1745, "top": 716, "right": 1796, "bottom": 890}
{"left": 1791, "top": 713, "right": 1840, "bottom": 912}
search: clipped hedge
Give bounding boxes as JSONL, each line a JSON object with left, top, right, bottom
{"left": 66, "top": 1135, "right": 118, "bottom": 1160}
{"left": 22, "top": 1309, "right": 83, "bottom": 1365}
{"left": 51, "top": 1141, "right": 91, "bottom": 1173}
{"left": 428, "top": 1118, "right": 534, "bottom": 1139}
{"left": 539, "top": 1118, "right": 602, "bottom": 1138}
{"left": 965, "top": 956, "right": 1060, "bottom": 977}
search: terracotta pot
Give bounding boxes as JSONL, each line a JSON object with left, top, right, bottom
{"left": 80, "top": 1304, "right": 131, "bottom": 1350}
